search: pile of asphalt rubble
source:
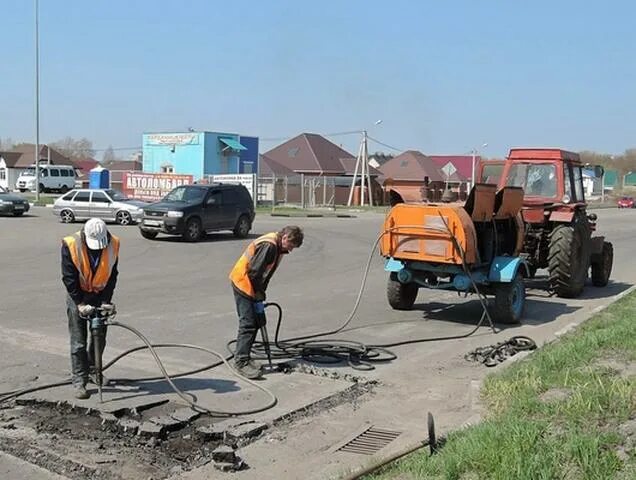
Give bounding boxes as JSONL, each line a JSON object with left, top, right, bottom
{"left": 0, "top": 399, "right": 269, "bottom": 478}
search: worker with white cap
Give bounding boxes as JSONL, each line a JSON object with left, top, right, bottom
{"left": 61, "top": 218, "right": 120, "bottom": 399}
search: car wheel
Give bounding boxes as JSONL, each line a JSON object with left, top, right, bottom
{"left": 183, "top": 217, "right": 202, "bottom": 242}
{"left": 13, "top": 211, "right": 24, "bottom": 217}
{"left": 60, "top": 185, "right": 69, "bottom": 193}
{"left": 233, "top": 215, "right": 251, "bottom": 238}
{"left": 39, "top": 183, "right": 47, "bottom": 194}
{"left": 140, "top": 229, "right": 158, "bottom": 240}
{"left": 116, "top": 210, "right": 132, "bottom": 226}
{"left": 60, "top": 209, "right": 75, "bottom": 223}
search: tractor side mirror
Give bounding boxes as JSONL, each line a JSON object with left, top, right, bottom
{"left": 594, "top": 166, "right": 604, "bottom": 177}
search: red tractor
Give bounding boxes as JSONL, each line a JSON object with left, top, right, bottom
{"left": 488, "top": 148, "right": 613, "bottom": 298}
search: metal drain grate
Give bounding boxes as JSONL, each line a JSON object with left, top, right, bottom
{"left": 336, "top": 426, "right": 401, "bottom": 455}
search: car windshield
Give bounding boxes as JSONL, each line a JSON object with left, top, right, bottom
{"left": 22, "top": 168, "right": 36, "bottom": 177}
{"left": 106, "top": 189, "right": 129, "bottom": 201}
{"left": 506, "top": 163, "right": 557, "bottom": 197}
{"left": 163, "top": 186, "right": 206, "bottom": 203}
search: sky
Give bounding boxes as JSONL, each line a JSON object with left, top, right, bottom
{"left": 1, "top": 0, "right": 634, "bottom": 159}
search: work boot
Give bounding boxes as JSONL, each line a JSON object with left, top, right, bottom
{"left": 234, "top": 360, "right": 262, "bottom": 380}
{"left": 74, "top": 385, "right": 90, "bottom": 400}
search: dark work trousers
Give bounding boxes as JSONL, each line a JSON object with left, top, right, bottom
{"left": 66, "top": 295, "right": 107, "bottom": 387}
{"left": 233, "top": 289, "right": 259, "bottom": 366}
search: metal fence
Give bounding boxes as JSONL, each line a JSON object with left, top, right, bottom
{"left": 258, "top": 174, "right": 356, "bottom": 208}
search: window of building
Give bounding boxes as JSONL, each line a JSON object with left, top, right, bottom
{"left": 161, "top": 165, "right": 174, "bottom": 173}
{"left": 0, "top": 168, "right": 5, "bottom": 180}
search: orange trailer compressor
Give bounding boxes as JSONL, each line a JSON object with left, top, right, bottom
{"left": 380, "top": 185, "right": 527, "bottom": 324}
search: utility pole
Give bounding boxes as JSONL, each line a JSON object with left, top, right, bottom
{"left": 34, "top": 0, "right": 40, "bottom": 202}
{"left": 470, "top": 148, "right": 476, "bottom": 192}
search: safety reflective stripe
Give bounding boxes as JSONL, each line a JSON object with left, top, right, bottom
{"left": 63, "top": 232, "right": 120, "bottom": 293}
{"left": 229, "top": 232, "right": 280, "bottom": 298}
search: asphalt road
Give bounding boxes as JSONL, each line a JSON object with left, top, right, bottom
{"left": 0, "top": 206, "right": 635, "bottom": 479}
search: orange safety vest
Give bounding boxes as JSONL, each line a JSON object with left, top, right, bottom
{"left": 63, "top": 232, "right": 120, "bottom": 294}
{"left": 229, "top": 232, "right": 281, "bottom": 299}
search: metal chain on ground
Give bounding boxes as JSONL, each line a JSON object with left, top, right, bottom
{"left": 464, "top": 335, "right": 537, "bottom": 367}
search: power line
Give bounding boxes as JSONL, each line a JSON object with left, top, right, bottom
{"left": 367, "top": 135, "right": 403, "bottom": 152}
{"left": 92, "top": 146, "right": 141, "bottom": 152}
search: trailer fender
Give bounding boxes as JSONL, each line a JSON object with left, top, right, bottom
{"left": 384, "top": 258, "right": 405, "bottom": 272}
{"left": 488, "top": 256, "right": 527, "bottom": 283}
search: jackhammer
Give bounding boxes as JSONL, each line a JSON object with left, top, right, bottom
{"left": 255, "top": 301, "right": 275, "bottom": 373}
{"left": 87, "top": 304, "right": 116, "bottom": 403}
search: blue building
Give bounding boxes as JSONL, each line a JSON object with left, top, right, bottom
{"left": 142, "top": 131, "right": 259, "bottom": 180}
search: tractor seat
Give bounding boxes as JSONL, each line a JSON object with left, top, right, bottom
{"left": 463, "top": 183, "right": 497, "bottom": 222}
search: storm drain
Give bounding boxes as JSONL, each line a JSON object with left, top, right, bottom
{"left": 336, "top": 426, "right": 401, "bottom": 455}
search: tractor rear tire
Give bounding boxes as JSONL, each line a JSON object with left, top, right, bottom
{"left": 387, "top": 272, "right": 418, "bottom": 310}
{"left": 591, "top": 241, "right": 613, "bottom": 287}
{"left": 548, "top": 222, "right": 590, "bottom": 298}
{"left": 492, "top": 273, "right": 525, "bottom": 324}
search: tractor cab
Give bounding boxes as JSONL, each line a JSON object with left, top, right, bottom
{"left": 498, "top": 149, "right": 589, "bottom": 210}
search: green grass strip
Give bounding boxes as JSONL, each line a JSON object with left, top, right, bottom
{"left": 367, "top": 290, "right": 636, "bottom": 480}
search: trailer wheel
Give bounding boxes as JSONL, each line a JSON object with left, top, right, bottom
{"left": 493, "top": 272, "right": 525, "bottom": 324}
{"left": 591, "top": 241, "right": 613, "bottom": 287}
{"left": 387, "top": 272, "right": 418, "bottom": 310}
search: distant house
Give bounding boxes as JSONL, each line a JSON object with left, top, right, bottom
{"left": 379, "top": 150, "right": 465, "bottom": 202}
{"left": 103, "top": 159, "right": 143, "bottom": 191}
{"left": 429, "top": 155, "right": 479, "bottom": 183}
{"left": 73, "top": 157, "right": 101, "bottom": 188}
{"left": 0, "top": 144, "right": 72, "bottom": 191}
{"left": 259, "top": 133, "right": 383, "bottom": 205}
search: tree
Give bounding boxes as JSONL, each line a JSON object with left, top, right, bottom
{"left": 578, "top": 150, "right": 614, "bottom": 168}
{"left": 102, "top": 145, "right": 117, "bottom": 164}
{"left": 49, "top": 136, "right": 95, "bottom": 159}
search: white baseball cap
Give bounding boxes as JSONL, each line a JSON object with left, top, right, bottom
{"left": 84, "top": 218, "right": 109, "bottom": 250}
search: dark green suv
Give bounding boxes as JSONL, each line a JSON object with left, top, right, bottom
{"left": 139, "top": 184, "right": 255, "bottom": 242}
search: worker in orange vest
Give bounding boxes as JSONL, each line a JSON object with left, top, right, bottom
{"left": 229, "top": 225, "right": 304, "bottom": 379}
{"left": 61, "top": 218, "right": 119, "bottom": 399}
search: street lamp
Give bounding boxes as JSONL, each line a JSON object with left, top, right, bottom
{"left": 34, "top": 0, "right": 40, "bottom": 202}
{"left": 470, "top": 142, "right": 488, "bottom": 191}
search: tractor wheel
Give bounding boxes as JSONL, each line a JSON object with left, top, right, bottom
{"left": 548, "top": 222, "right": 590, "bottom": 298}
{"left": 492, "top": 273, "right": 525, "bottom": 324}
{"left": 387, "top": 272, "right": 418, "bottom": 310}
{"left": 591, "top": 241, "right": 613, "bottom": 287}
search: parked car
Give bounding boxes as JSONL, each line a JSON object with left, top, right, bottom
{"left": 617, "top": 196, "right": 635, "bottom": 208}
{"left": 139, "top": 183, "right": 255, "bottom": 241}
{"left": 53, "top": 189, "right": 149, "bottom": 225}
{"left": 0, "top": 186, "right": 30, "bottom": 216}
{"left": 16, "top": 164, "right": 77, "bottom": 193}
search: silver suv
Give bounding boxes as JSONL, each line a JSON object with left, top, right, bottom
{"left": 53, "top": 189, "right": 149, "bottom": 225}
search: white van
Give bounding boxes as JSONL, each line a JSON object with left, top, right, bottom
{"left": 16, "top": 165, "right": 77, "bottom": 193}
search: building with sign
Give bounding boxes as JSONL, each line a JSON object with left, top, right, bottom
{"left": 142, "top": 131, "right": 258, "bottom": 180}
